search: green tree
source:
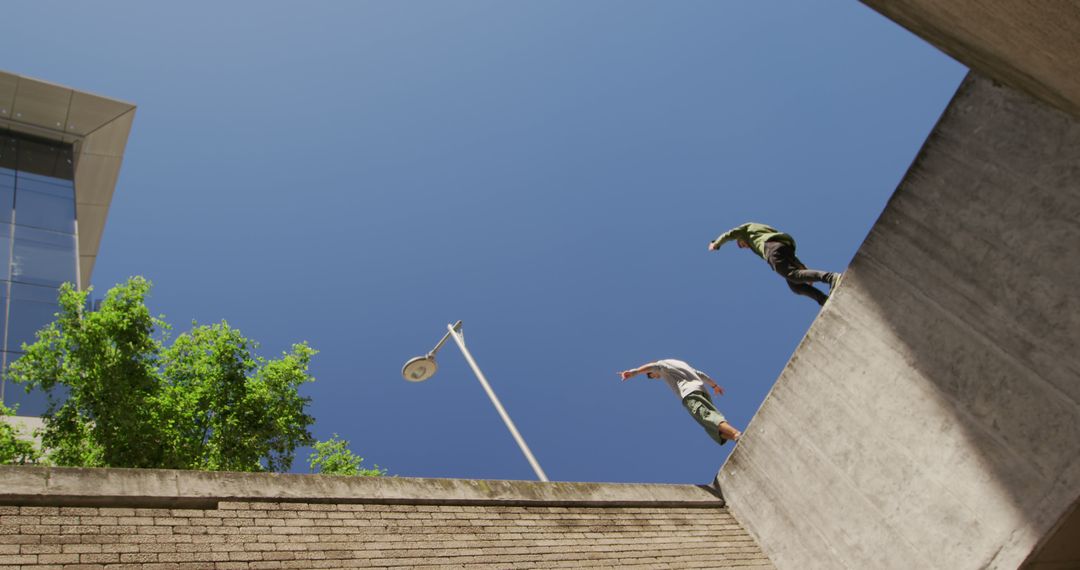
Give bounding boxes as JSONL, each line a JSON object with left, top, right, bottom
{"left": 0, "top": 403, "right": 42, "bottom": 465}
{"left": 309, "top": 434, "right": 385, "bottom": 477}
{"left": 6, "top": 276, "right": 316, "bottom": 472}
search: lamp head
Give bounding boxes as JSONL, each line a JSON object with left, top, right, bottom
{"left": 402, "top": 354, "right": 437, "bottom": 382}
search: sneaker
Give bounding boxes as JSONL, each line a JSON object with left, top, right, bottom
{"left": 827, "top": 272, "right": 843, "bottom": 291}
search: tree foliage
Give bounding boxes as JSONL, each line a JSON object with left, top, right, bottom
{"left": 0, "top": 403, "right": 41, "bottom": 465}
{"left": 6, "top": 277, "right": 316, "bottom": 472}
{"left": 308, "top": 434, "right": 385, "bottom": 477}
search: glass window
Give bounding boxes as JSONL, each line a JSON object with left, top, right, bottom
{"left": 1, "top": 365, "right": 59, "bottom": 416}
{"left": 15, "top": 137, "right": 73, "bottom": 181}
{"left": 0, "top": 177, "right": 13, "bottom": 224}
{"left": 6, "top": 283, "right": 59, "bottom": 352}
{"left": 0, "top": 136, "right": 15, "bottom": 171}
{"left": 11, "top": 226, "right": 76, "bottom": 288}
{"left": 15, "top": 170, "right": 74, "bottom": 186}
{"left": 14, "top": 178, "right": 75, "bottom": 234}
{"left": 0, "top": 224, "right": 13, "bottom": 281}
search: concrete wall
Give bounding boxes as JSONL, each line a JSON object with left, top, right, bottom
{"left": 858, "top": 0, "right": 1080, "bottom": 118}
{"left": 718, "top": 72, "right": 1080, "bottom": 570}
{"left": 0, "top": 466, "right": 773, "bottom": 569}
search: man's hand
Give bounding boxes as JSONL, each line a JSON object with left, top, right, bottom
{"left": 619, "top": 370, "right": 635, "bottom": 381}
{"left": 710, "top": 383, "right": 725, "bottom": 396}
{"left": 707, "top": 241, "right": 719, "bottom": 251}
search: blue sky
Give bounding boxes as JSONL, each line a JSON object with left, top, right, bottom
{"left": 3, "top": 1, "right": 965, "bottom": 484}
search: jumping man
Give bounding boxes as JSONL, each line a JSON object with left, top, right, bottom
{"left": 708, "top": 222, "right": 840, "bottom": 306}
{"left": 620, "top": 359, "right": 741, "bottom": 445}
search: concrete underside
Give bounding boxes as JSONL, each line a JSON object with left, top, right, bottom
{"left": 858, "top": 0, "right": 1080, "bottom": 119}
{"left": 0, "top": 466, "right": 773, "bottom": 569}
{"left": 718, "top": 72, "right": 1080, "bottom": 570}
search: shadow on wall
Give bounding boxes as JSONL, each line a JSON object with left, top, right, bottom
{"left": 851, "top": 72, "right": 1080, "bottom": 560}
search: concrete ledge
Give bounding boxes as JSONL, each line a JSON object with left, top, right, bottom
{"left": 0, "top": 466, "right": 725, "bottom": 509}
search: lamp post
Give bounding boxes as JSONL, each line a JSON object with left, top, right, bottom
{"left": 402, "top": 320, "right": 549, "bottom": 482}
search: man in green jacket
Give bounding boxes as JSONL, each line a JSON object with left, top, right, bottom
{"left": 708, "top": 222, "right": 840, "bottom": 306}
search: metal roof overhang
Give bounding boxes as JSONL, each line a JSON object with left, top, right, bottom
{"left": 0, "top": 70, "right": 135, "bottom": 289}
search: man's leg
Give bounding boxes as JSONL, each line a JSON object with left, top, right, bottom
{"left": 682, "top": 392, "right": 740, "bottom": 446}
{"left": 764, "top": 240, "right": 838, "bottom": 303}
{"left": 718, "top": 421, "right": 742, "bottom": 442}
{"left": 764, "top": 241, "right": 834, "bottom": 284}
{"left": 786, "top": 279, "right": 829, "bottom": 306}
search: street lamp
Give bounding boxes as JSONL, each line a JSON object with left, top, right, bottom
{"left": 402, "top": 320, "right": 549, "bottom": 482}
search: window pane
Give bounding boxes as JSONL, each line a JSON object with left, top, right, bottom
{"left": 1, "top": 356, "right": 59, "bottom": 416}
{"left": 0, "top": 136, "right": 15, "bottom": 171}
{"left": 11, "top": 226, "right": 76, "bottom": 287}
{"left": 0, "top": 229, "right": 10, "bottom": 283}
{"left": 0, "top": 177, "right": 13, "bottom": 224}
{"left": 6, "top": 282, "right": 59, "bottom": 352}
{"left": 14, "top": 178, "right": 75, "bottom": 234}
{"left": 14, "top": 137, "right": 74, "bottom": 181}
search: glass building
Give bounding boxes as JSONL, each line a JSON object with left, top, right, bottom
{"left": 0, "top": 71, "right": 134, "bottom": 415}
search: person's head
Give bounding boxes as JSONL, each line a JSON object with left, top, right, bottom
{"left": 736, "top": 239, "right": 749, "bottom": 249}
{"left": 645, "top": 371, "right": 659, "bottom": 379}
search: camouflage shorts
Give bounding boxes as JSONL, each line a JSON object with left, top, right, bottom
{"left": 682, "top": 391, "right": 728, "bottom": 446}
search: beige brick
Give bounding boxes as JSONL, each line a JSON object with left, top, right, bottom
{"left": 18, "top": 506, "right": 58, "bottom": 516}
{"left": 58, "top": 507, "right": 98, "bottom": 517}
{"left": 1, "top": 515, "right": 40, "bottom": 525}
{"left": 170, "top": 509, "right": 208, "bottom": 518}
{"left": 80, "top": 516, "right": 119, "bottom": 526}
{"left": 80, "top": 552, "right": 121, "bottom": 563}
{"left": 60, "top": 525, "right": 101, "bottom": 535}
{"left": 174, "top": 562, "right": 216, "bottom": 570}
{"left": 40, "top": 515, "right": 79, "bottom": 525}
{"left": 38, "top": 534, "right": 79, "bottom": 544}
{"left": 141, "top": 542, "right": 180, "bottom": 554}
{"left": 134, "top": 508, "right": 174, "bottom": 517}
{"left": 22, "top": 543, "right": 63, "bottom": 554}
{"left": 171, "top": 561, "right": 213, "bottom": 570}
{"left": 101, "top": 524, "right": 138, "bottom": 535}
{"left": 0, "top": 553, "right": 37, "bottom": 564}
{"left": 60, "top": 541, "right": 103, "bottom": 552}
{"left": 174, "top": 525, "right": 209, "bottom": 535}
{"left": 38, "top": 552, "right": 79, "bottom": 564}
{"left": 0, "top": 544, "right": 16, "bottom": 554}
{"left": 23, "top": 524, "right": 61, "bottom": 534}
{"left": 154, "top": 517, "right": 191, "bottom": 526}
{"left": 137, "top": 525, "right": 174, "bottom": 535}
{"left": 99, "top": 543, "right": 139, "bottom": 553}
{"left": 120, "top": 551, "right": 161, "bottom": 563}
{"left": 158, "top": 551, "right": 197, "bottom": 562}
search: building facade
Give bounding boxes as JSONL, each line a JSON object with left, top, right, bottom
{"left": 0, "top": 71, "right": 134, "bottom": 415}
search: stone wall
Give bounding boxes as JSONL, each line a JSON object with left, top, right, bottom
{"left": 0, "top": 466, "right": 772, "bottom": 569}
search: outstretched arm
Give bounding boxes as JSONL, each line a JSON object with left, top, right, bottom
{"left": 696, "top": 369, "right": 725, "bottom": 396}
{"left": 620, "top": 363, "right": 657, "bottom": 381}
{"left": 708, "top": 223, "right": 750, "bottom": 251}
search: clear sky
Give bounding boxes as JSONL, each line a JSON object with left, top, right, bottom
{"left": 2, "top": 1, "right": 965, "bottom": 484}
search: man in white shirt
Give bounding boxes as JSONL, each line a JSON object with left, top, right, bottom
{"left": 620, "top": 359, "right": 742, "bottom": 445}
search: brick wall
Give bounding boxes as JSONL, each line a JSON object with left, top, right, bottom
{"left": 0, "top": 467, "right": 772, "bottom": 569}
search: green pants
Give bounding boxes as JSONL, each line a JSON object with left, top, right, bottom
{"left": 682, "top": 391, "right": 728, "bottom": 446}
